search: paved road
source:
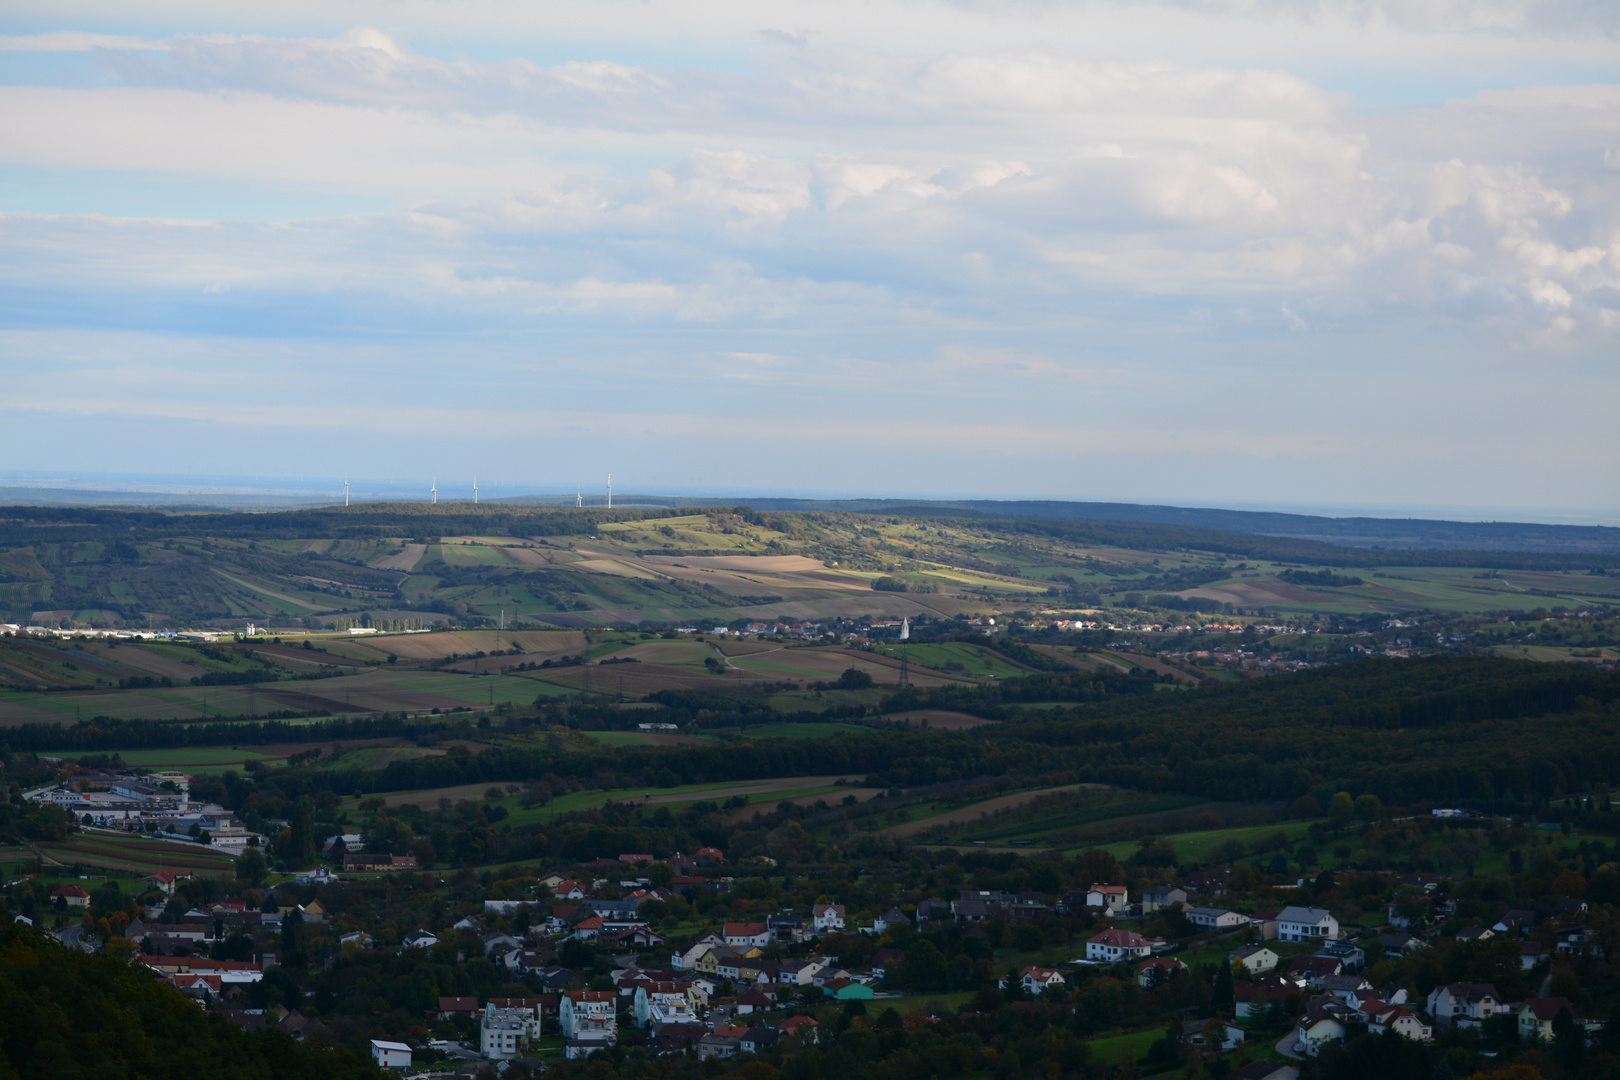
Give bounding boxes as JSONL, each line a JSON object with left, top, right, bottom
{"left": 56, "top": 925, "right": 94, "bottom": 952}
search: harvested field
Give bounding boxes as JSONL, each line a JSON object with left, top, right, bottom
{"left": 1179, "top": 580, "right": 1322, "bottom": 607}
{"left": 370, "top": 543, "right": 426, "bottom": 571}
{"left": 642, "top": 555, "right": 830, "bottom": 573}
{"left": 38, "top": 833, "right": 236, "bottom": 876}
{"left": 881, "top": 783, "right": 1103, "bottom": 838}
{"left": 365, "top": 629, "right": 584, "bottom": 661}
{"left": 726, "top": 646, "right": 966, "bottom": 687}
{"left": 584, "top": 731, "right": 714, "bottom": 747}
{"left": 1101, "top": 651, "right": 1201, "bottom": 684}
{"left": 882, "top": 709, "right": 997, "bottom": 730}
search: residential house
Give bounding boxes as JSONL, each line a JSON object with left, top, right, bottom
{"left": 602, "top": 925, "right": 667, "bottom": 949}
{"left": 1249, "top": 910, "right": 1280, "bottom": 941}
{"left": 813, "top": 904, "right": 845, "bottom": 932}
{"left": 1315, "top": 941, "right": 1365, "bottom": 970}
{"left": 869, "top": 907, "right": 906, "bottom": 935}
{"left": 634, "top": 983, "right": 698, "bottom": 1028}
{"left": 724, "top": 922, "right": 772, "bottom": 949}
{"left": 437, "top": 996, "right": 480, "bottom": 1020}
{"left": 370, "top": 1040, "right": 412, "bottom": 1069}
{"left": 1086, "top": 885, "right": 1129, "bottom": 915}
{"left": 735, "top": 985, "right": 777, "bottom": 1014}
{"left": 698, "top": 1033, "right": 741, "bottom": 1060}
{"left": 1291, "top": 1003, "right": 1348, "bottom": 1056}
{"left": 871, "top": 948, "right": 905, "bottom": 979}
{"left": 559, "top": 990, "right": 617, "bottom": 1046}
{"left": 1427, "top": 983, "right": 1506, "bottom": 1029}
{"left": 767, "top": 914, "right": 806, "bottom": 944}
{"left": 1494, "top": 910, "right": 1536, "bottom": 936}
{"left": 1519, "top": 997, "right": 1582, "bottom": 1043}
{"left": 1319, "top": 974, "right": 1372, "bottom": 1000}
{"left": 1455, "top": 926, "right": 1494, "bottom": 944}
{"left": 952, "top": 899, "right": 992, "bottom": 922}
{"left": 1276, "top": 906, "right": 1339, "bottom": 943}
{"left": 672, "top": 932, "right": 724, "bottom": 971}
{"left": 1187, "top": 907, "right": 1247, "bottom": 932}
{"left": 1086, "top": 928, "right": 1152, "bottom": 962}
{"left": 481, "top": 1001, "right": 541, "bottom": 1060}
{"left": 1366, "top": 1004, "right": 1432, "bottom": 1041}
{"left": 140, "top": 869, "right": 192, "bottom": 896}
{"left": 554, "top": 880, "right": 586, "bottom": 900}
{"left": 1137, "top": 956, "right": 1187, "bottom": 988}
{"left": 1288, "top": 955, "right": 1342, "bottom": 987}
{"left": 822, "top": 978, "right": 874, "bottom": 1000}
{"left": 1229, "top": 945, "right": 1279, "bottom": 974}
{"left": 812, "top": 966, "right": 854, "bottom": 988}
{"left": 1238, "top": 1063, "right": 1298, "bottom": 1080}
{"left": 1182, "top": 1019, "right": 1244, "bottom": 1052}
{"left": 1020, "top": 966, "right": 1066, "bottom": 995}
{"left": 1234, "top": 977, "right": 1296, "bottom": 1019}
{"left": 52, "top": 885, "right": 90, "bottom": 909}
{"left": 1184, "top": 872, "right": 1227, "bottom": 897}
{"left": 1140, "top": 886, "right": 1187, "bottom": 913}
{"left": 1521, "top": 942, "right": 1547, "bottom": 970}
{"left": 776, "top": 958, "right": 827, "bottom": 986}
{"left": 402, "top": 929, "right": 439, "bottom": 949}
{"left": 343, "top": 854, "right": 415, "bottom": 872}
{"left": 777, "top": 1015, "right": 820, "bottom": 1039}
{"left": 1056, "top": 890, "right": 1090, "bottom": 914}
{"left": 740, "top": 1025, "right": 781, "bottom": 1054}
{"left": 1374, "top": 932, "right": 1427, "bottom": 957}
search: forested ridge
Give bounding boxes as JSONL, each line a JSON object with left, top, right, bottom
{"left": 0, "top": 917, "right": 380, "bottom": 1079}
{"left": 279, "top": 657, "right": 1620, "bottom": 811}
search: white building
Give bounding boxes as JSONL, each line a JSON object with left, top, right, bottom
{"left": 1086, "top": 885, "right": 1128, "bottom": 914}
{"left": 481, "top": 1002, "right": 541, "bottom": 1060}
{"left": 1276, "top": 906, "right": 1340, "bottom": 943}
{"left": 634, "top": 983, "right": 699, "bottom": 1028}
{"left": 1187, "top": 907, "right": 1248, "bottom": 931}
{"left": 1086, "top": 929, "right": 1153, "bottom": 962}
{"left": 814, "top": 904, "right": 845, "bottom": 932}
{"left": 370, "top": 1040, "right": 412, "bottom": 1069}
{"left": 560, "top": 991, "right": 617, "bottom": 1044}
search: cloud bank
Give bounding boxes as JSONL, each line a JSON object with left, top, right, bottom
{"left": 0, "top": 2, "right": 1614, "bottom": 513}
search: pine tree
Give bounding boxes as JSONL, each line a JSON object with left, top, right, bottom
{"left": 1211, "top": 961, "right": 1235, "bottom": 1015}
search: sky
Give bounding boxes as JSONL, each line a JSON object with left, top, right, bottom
{"left": 0, "top": 1, "right": 1616, "bottom": 521}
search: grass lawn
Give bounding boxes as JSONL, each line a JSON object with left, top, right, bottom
{"left": 870, "top": 991, "right": 976, "bottom": 1014}
{"left": 1084, "top": 1027, "right": 1167, "bottom": 1066}
{"left": 868, "top": 642, "right": 1031, "bottom": 678}
{"left": 1082, "top": 819, "right": 1322, "bottom": 862}
{"left": 45, "top": 746, "right": 282, "bottom": 767}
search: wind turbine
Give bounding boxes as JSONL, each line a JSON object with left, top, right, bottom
{"left": 607, "top": 473, "right": 612, "bottom": 509}
{"left": 430, "top": 477, "right": 437, "bottom": 505}
{"left": 343, "top": 474, "right": 350, "bottom": 507}
{"left": 576, "top": 485, "right": 582, "bottom": 508}
{"left": 473, "top": 475, "right": 479, "bottom": 504}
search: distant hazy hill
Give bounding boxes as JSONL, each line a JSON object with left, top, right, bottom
{"left": 733, "top": 498, "right": 1620, "bottom": 554}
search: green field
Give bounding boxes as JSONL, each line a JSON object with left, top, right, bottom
{"left": 869, "top": 641, "right": 1030, "bottom": 678}
{"left": 1086, "top": 819, "right": 1320, "bottom": 862}
{"left": 737, "top": 722, "right": 873, "bottom": 739}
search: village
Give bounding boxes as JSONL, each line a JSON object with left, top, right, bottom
{"left": 21, "top": 797, "right": 1611, "bottom": 1080}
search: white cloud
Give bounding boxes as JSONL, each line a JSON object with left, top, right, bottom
{"left": 0, "top": 31, "right": 167, "bottom": 51}
{"left": 0, "top": 9, "right": 1613, "bottom": 508}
